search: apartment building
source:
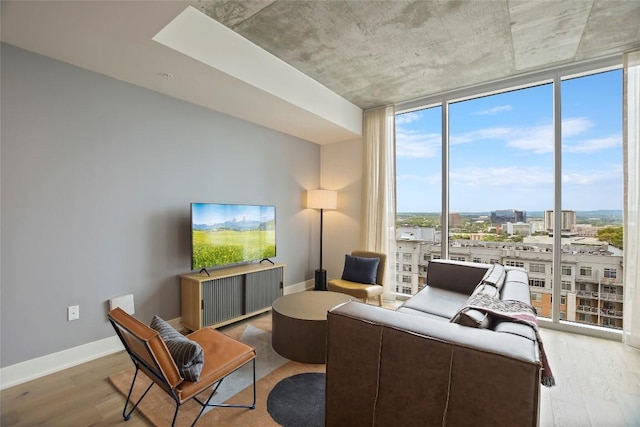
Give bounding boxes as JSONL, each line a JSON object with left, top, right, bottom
{"left": 395, "top": 234, "right": 624, "bottom": 330}
{"left": 545, "top": 210, "right": 577, "bottom": 232}
{"left": 490, "top": 209, "right": 526, "bottom": 226}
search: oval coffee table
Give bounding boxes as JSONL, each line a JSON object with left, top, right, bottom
{"left": 271, "top": 291, "right": 355, "bottom": 364}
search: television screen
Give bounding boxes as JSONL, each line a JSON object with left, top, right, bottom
{"left": 191, "top": 203, "right": 276, "bottom": 271}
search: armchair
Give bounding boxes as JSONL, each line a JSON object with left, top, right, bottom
{"left": 108, "top": 307, "right": 256, "bottom": 426}
{"left": 327, "top": 250, "right": 386, "bottom": 306}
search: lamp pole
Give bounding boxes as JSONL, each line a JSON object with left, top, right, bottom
{"left": 320, "top": 208, "right": 324, "bottom": 269}
{"left": 307, "top": 189, "right": 337, "bottom": 291}
{"left": 315, "top": 208, "right": 327, "bottom": 290}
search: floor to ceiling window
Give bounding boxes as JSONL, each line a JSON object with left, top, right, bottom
{"left": 394, "top": 60, "right": 624, "bottom": 334}
{"left": 560, "top": 70, "right": 623, "bottom": 329}
{"left": 395, "top": 106, "right": 442, "bottom": 295}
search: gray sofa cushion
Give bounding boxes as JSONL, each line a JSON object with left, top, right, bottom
{"left": 150, "top": 315, "right": 204, "bottom": 382}
{"left": 494, "top": 320, "right": 537, "bottom": 341}
{"left": 405, "top": 260, "right": 535, "bottom": 334}
{"left": 400, "top": 286, "right": 469, "bottom": 319}
{"left": 505, "top": 268, "right": 528, "bottom": 285}
{"left": 396, "top": 306, "right": 450, "bottom": 321}
{"left": 500, "top": 278, "right": 531, "bottom": 304}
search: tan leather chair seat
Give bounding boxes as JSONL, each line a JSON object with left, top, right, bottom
{"left": 108, "top": 308, "right": 256, "bottom": 426}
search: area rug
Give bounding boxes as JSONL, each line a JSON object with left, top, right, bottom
{"left": 267, "top": 372, "right": 325, "bottom": 427}
{"left": 108, "top": 318, "right": 325, "bottom": 426}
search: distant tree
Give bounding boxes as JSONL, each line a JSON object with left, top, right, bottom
{"left": 396, "top": 214, "right": 440, "bottom": 229}
{"left": 452, "top": 234, "right": 470, "bottom": 240}
{"left": 597, "top": 226, "right": 623, "bottom": 249}
{"left": 467, "top": 221, "right": 488, "bottom": 233}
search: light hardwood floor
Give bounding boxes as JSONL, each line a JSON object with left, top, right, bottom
{"left": 537, "top": 328, "right": 640, "bottom": 426}
{"left": 1, "top": 323, "right": 639, "bottom": 426}
{"left": 1, "top": 349, "right": 148, "bottom": 427}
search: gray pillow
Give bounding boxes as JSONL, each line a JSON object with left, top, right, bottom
{"left": 150, "top": 315, "right": 204, "bottom": 382}
{"left": 472, "top": 283, "right": 500, "bottom": 299}
{"left": 481, "top": 262, "right": 506, "bottom": 289}
{"left": 341, "top": 254, "right": 380, "bottom": 284}
{"left": 452, "top": 309, "right": 490, "bottom": 329}
{"left": 452, "top": 283, "right": 498, "bottom": 329}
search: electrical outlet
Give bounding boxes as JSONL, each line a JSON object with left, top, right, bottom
{"left": 67, "top": 305, "right": 79, "bottom": 321}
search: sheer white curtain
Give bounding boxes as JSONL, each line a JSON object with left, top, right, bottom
{"left": 623, "top": 50, "right": 640, "bottom": 348}
{"left": 361, "top": 105, "right": 397, "bottom": 301}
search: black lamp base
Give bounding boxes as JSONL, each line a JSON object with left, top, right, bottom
{"left": 314, "top": 269, "right": 327, "bottom": 291}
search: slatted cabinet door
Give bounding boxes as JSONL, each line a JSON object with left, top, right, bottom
{"left": 201, "top": 275, "right": 244, "bottom": 326}
{"left": 245, "top": 268, "right": 284, "bottom": 313}
{"left": 181, "top": 263, "right": 284, "bottom": 331}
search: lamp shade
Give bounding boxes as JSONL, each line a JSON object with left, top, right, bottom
{"left": 307, "top": 189, "right": 337, "bottom": 210}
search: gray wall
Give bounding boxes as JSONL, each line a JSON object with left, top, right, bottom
{"left": 1, "top": 44, "right": 320, "bottom": 367}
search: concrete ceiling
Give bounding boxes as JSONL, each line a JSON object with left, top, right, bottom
{"left": 2, "top": 1, "right": 640, "bottom": 144}
{"left": 203, "top": 0, "right": 640, "bottom": 108}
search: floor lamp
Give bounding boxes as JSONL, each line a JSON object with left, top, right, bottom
{"left": 307, "top": 189, "right": 338, "bottom": 291}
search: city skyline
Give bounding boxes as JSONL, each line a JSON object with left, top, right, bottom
{"left": 396, "top": 70, "right": 623, "bottom": 213}
{"left": 397, "top": 209, "right": 623, "bottom": 218}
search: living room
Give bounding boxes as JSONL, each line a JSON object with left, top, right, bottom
{"left": 2, "top": 1, "right": 640, "bottom": 425}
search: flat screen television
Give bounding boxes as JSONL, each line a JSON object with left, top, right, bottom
{"left": 190, "top": 203, "right": 276, "bottom": 271}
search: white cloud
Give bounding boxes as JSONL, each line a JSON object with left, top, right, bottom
{"left": 397, "top": 173, "right": 441, "bottom": 185}
{"left": 450, "top": 166, "right": 553, "bottom": 187}
{"left": 474, "top": 105, "right": 512, "bottom": 115}
{"left": 562, "top": 171, "right": 600, "bottom": 185}
{"left": 562, "top": 163, "right": 622, "bottom": 185}
{"left": 395, "top": 111, "right": 422, "bottom": 125}
{"left": 450, "top": 127, "right": 512, "bottom": 145}
{"left": 396, "top": 129, "right": 441, "bottom": 159}
{"left": 563, "top": 134, "right": 621, "bottom": 153}
{"left": 448, "top": 165, "right": 621, "bottom": 190}
{"left": 398, "top": 115, "right": 617, "bottom": 164}
{"left": 506, "top": 123, "right": 553, "bottom": 153}
{"left": 450, "top": 117, "right": 606, "bottom": 155}
{"left": 562, "top": 117, "right": 593, "bottom": 137}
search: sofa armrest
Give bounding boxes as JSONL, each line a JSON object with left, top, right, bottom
{"left": 326, "top": 301, "right": 541, "bottom": 427}
{"left": 329, "top": 301, "right": 539, "bottom": 364}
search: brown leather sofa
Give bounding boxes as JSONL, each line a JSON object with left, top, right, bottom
{"left": 326, "top": 259, "right": 541, "bottom": 427}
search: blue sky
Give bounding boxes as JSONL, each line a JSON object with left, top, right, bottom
{"left": 192, "top": 203, "right": 275, "bottom": 225}
{"left": 396, "top": 69, "right": 623, "bottom": 213}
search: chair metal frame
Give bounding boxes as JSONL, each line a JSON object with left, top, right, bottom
{"left": 108, "top": 308, "right": 256, "bottom": 427}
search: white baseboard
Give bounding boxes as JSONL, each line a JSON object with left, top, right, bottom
{"left": 0, "top": 316, "right": 181, "bottom": 391}
{"left": 0, "top": 335, "right": 124, "bottom": 390}
{"left": 0, "top": 280, "right": 312, "bottom": 390}
{"left": 283, "top": 280, "right": 314, "bottom": 294}
{"left": 623, "top": 331, "right": 640, "bottom": 349}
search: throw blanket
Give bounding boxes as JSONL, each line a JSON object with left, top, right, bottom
{"left": 452, "top": 292, "right": 556, "bottom": 387}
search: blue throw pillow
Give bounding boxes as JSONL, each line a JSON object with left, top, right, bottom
{"left": 341, "top": 255, "right": 380, "bottom": 284}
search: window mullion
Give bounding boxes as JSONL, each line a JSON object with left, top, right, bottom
{"left": 552, "top": 73, "right": 562, "bottom": 324}
{"left": 442, "top": 100, "right": 450, "bottom": 260}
